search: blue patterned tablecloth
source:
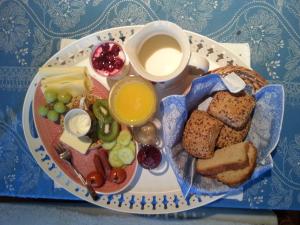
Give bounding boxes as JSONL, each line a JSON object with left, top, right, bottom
{"left": 1, "top": 0, "right": 300, "bottom": 211}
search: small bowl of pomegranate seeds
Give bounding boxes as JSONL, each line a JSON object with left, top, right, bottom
{"left": 90, "top": 41, "right": 129, "bottom": 80}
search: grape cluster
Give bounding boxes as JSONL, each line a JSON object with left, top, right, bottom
{"left": 38, "top": 90, "right": 72, "bottom": 122}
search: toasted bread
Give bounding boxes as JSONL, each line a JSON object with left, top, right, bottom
{"left": 196, "top": 142, "right": 250, "bottom": 176}
{"left": 216, "top": 142, "right": 257, "bottom": 187}
{"left": 216, "top": 121, "right": 251, "bottom": 149}
{"left": 208, "top": 91, "right": 255, "bottom": 130}
{"left": 182, "top": 110, "right": 223, "bottom": 159}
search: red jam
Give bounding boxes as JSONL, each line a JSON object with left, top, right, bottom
{"left": 137, "top": 145, "right": 162, "bottom": 169}
{"left": 91, "top": 42, "right": 126, "bottom": 77}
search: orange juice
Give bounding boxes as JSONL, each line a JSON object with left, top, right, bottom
{"left": 109, "top": 76, "right": 157, "bottom": 126}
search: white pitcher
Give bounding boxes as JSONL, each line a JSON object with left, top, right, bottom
{"left": 124, "top": 20, "right": 191, "bottom": 84}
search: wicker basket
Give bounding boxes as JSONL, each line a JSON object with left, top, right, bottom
{"left": 205, "top": 65, "right": 268, "bottom": 91}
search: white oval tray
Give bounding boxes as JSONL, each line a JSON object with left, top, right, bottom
{"left": 22, "top": 25, "right": 246, "bottom": 214}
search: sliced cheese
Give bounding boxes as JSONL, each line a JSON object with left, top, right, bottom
{"left": 42, "top": 80, "right": 86, "bottom": 97}
{"left": 41, "top": 73, "right": 84, "bottom": 85}
{"left": 59, "top": 130, "right": 91, "bottom": 154}
{"left": 39, "top": 66, "right": 92, "bottom": 97}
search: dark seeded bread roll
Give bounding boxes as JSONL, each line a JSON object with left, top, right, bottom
{"left": 182, "top": 110, "right": 223, "bottom": 159}
{"left": 216, "top": 120, "right": 251, "bottom": 149}
{"left": 208, "top": 91, "right": 255, "bottom": 130}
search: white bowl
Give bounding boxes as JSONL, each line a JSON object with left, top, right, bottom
{"left": 64, "top": 108, "right": 91, "bottom": 137}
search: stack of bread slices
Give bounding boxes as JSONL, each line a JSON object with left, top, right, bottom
{"left": 182, "top": 91, "right": 257, "bottom": 187}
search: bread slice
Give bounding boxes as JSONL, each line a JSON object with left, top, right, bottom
{"left": 182, "top": 110, "right": 223, "bottom": 159}
{"left": 216, "top": 120, "right": 251, "bottom": 149}
{"left": 196, "top": 142, "right": 250, "bottom": 176}
{"left": 216, "top": 142, "right": 257, "bottom": 187}
{"left": 208, "top": 91, "right": 255, "bottom": 130}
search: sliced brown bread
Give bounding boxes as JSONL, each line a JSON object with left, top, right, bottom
{"left": 216, "top": 142, "right": 257, "bottom": 187}
{"left": 216, "top": 120, "right": 251, "bottom": 149}
{"left": 207, "top": 91, "right": 255, "bottom": 130}
{"left": 196, "top": 141, "right": 250, "bottom": 176}
{"left": 182, "top": 110, "right": 223, "bottom": 159}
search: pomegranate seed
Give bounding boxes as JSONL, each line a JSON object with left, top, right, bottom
{"left": 114, "top": 58, "right": 124, "bottom": 69}
{"left": 99, "top": 51, "right": 105, "bottom": 58}
{"left": 102, "top": 43, "right": 110, "bottom": 52}
{"left": 111, "top": 44, "right": 120, "bottom": 56}
{"left": 107, "top": 64, "right": 115, "bottom": 72}
{"left": 106, "top": 54, "right": 115, "bottom": 62}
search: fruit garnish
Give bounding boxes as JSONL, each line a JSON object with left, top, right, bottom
{"left": 97, "top": 120, "right": 120, "bottom": 142}
{"left": 39, "top": 89, "right": 72, "bottom": 122}
{"left": 57, "top": 92, "right": 72, "bottom": 104}
{"left": 47, "top": 110, "right": 59, "bottom": 122}
{"left": 86, "top": 171, "right": 105, "bottom": 188}
{"left": 108, "top": 168, "right": 127, "bottom": 184}
{"left": 137, "top": 145, "right": 162, "bottom": 170}
{"left": 45, "top": 90, "right": 57, "bottom": 103}
{"left": 53, "top": 101, "right": 66, "bottom": 113}
{"left": 38, "top": 105, "right": 49, "bottom": 117}
{"left": 92, "top": 99, "right": 111, "bottom": 122}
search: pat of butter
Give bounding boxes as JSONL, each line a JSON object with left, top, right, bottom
{"left": 59, "top": 130, "right": 92, "bottom": 154}
{"left": 221, "top": 72, "right": 246, "bottom": 93}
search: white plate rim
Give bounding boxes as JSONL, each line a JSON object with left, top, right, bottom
{"left": 22, "top": 24, "right": 247, "bottom": 214}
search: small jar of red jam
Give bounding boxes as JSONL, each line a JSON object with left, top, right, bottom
{"left": 137, "top": 144, "right": 162, "bottom": 170}
{"left": 90, "top": 41, "right": 129, "bottom": 80}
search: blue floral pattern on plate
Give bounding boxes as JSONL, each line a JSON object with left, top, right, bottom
{"left": 160, "top": 74, "right": 284, "bottom": 196}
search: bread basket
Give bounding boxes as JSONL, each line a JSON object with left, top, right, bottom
{"left": 160, "top": 74, "right": 284, "bottom": 196}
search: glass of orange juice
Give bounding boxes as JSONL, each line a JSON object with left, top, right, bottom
{"left": 109, "top": 76, "right": 157, "bottom": 127}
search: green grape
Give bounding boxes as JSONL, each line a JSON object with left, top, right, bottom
{"left": 47, "top": 110, "right": 59, "bottom": 122}
{"left": 54, "top": 102, "right": 66, "bottom": 113}
{"left": 38, "top": 105, "right": 49, "bottom": 117}
{"left": 57, "top": 92, "right": 72, "bottom": 104}
{"left": 44, "top": 90, "right": 57, "bottom": 103}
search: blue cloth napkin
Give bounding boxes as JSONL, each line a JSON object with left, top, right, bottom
{"left": 160, "top": 74, "right": 284, "bottom": 197}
